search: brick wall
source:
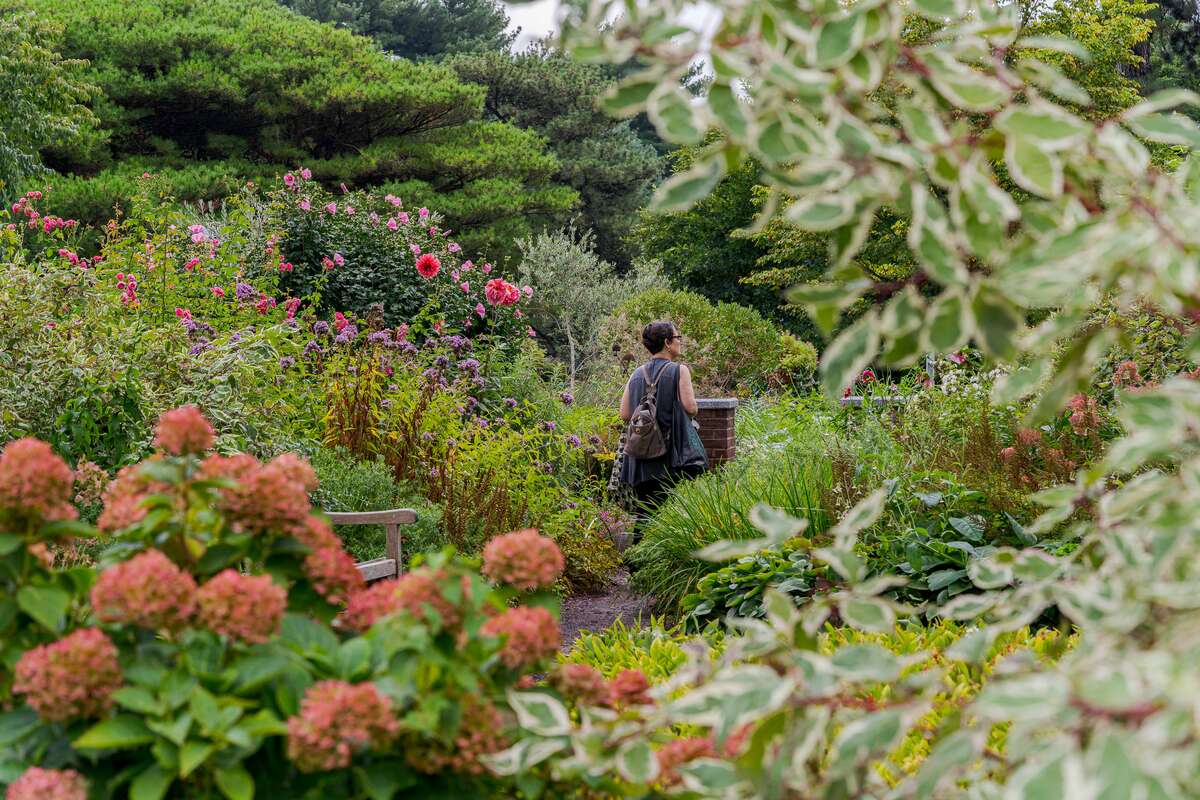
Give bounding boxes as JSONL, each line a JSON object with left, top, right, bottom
{"left": 695, "top": 398, "right": 738, "bottom": 465}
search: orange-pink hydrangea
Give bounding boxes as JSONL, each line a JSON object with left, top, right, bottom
{"left": 609, "top": 668, "right": 653, "bottom": 707}
{"left": 286, "top": 680, "right": 400, "bottom": 772}
{"left": 481, "top": 529, "right": 564, "bottom": 591}
{"left": 339, "top": 568, "right": 463, "bottom": 632}
{"left": 97, "top": 464, "right": 170, "bottom": 533}
{"left": 656, "top": 736, "right": 718, "bottom": 786}
{"left": 201, "top": 454, "right": 312, "bottom": 536}
{"left": 481, "top": 605, "right": 559, "bottom": 669}
{"left": 0, "top": 438, "right": 77, "bottom": 522}
{"left": 270, "top": 452, "right": 319, "bottom": 492}
{"left": 196, "top": 570, "right": 286, "bottom": 644}
{"left": 407, "top": 696, "right": 508, "bottom": 776}
{"left": 91, "top": 549, "right": 197, "bottom": 630}
{"left": 551, "top": 663, "right": 610, "bottom": 708}
{"left": 13, "top": 628, "right": 122, "bottom": 721}
{"left": 153, "top": 405, "right": 215, "bottom": 455}
{"left": 5, "top": 767, "right": 88, "bottom": 800}
{"left": 303, "top": 546, "right": 365, "bottom": 606}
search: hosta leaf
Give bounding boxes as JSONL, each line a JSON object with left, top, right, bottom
{"left": 820, "top": 311, "right": 880, "bottom": 399}
{"left": 651, "top": 155, "right": 726, "bottom": 212}
{"left": 1005, "top": 136, "right": 1062, "bottom": 198}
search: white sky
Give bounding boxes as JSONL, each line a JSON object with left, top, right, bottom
{"left": 503, "top": 1, "right": 561, "bottom": 50}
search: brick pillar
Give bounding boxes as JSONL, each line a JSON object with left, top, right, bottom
{"left": 695, "top": 398, "right": 738, "bottom": 465}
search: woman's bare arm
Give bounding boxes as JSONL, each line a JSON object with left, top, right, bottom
{"left": 678, "top": 364, "right": 699, "bottom": 416}
{"left": 619, "top": 380, "right": 633, "bottom": 421}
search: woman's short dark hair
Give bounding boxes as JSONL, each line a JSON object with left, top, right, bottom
{"left": 642, "top": 320, "right": 677, "bottom": 354}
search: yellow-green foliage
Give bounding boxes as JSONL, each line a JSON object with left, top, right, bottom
{"left": 561, "top": 618, "right": 725, "bottom": 684}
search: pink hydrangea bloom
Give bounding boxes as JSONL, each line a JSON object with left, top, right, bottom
{"left": 0, "top": 438, "right": 77, "bottom": 522}
{"left": 295, "top": 516, "right": 342, "bottom": 551}
{"left": 303, "top": 546, "right": 365, "bottom": 606}
{"left": 609, "top": 669, "right": 653, "bottom": 706}
{"left": 13, "top": 629, "right": 122, "bottom": 721}
{"left": 5, "top": 767, "right": 88, "bottom": 800}
{"left": 551, "top": 663, "right": 610, "bottom": 707}
{"left": 97, "top": 464, "right": 170, "bottom": 533}
{"left": 1067, "top": 393, "right": 1101, "bottom": 436}
{"left": 217, "top": 460, "right": 312, "bottom": 536}
{"left": 339, "top": 568, "right": 463, "bottom": 632}
{"left": 287, "top": 681, "right": 399, "bottom": 772}
{"left": 91, "top": 549, "right": 197, "bottom": 630}
{"left": 196, "top": 570, "right": 287, "bottom": 643}
{"left": 657, "top": 737, "right": 718, "bottom": 786}
{"left": 1015, "top": 427, "right": 1042, "bottom": 448}
{"left": 1113, "top": 359, "right": 1143, "bottom": 388}
{"left": 407, "top": 696, "right": 507, "bottom": 776}
{"left": 269, "top": 453, "right": 318, "bottom": 492}
{"left": 481, "top": 606, "right": 559, "bottom": 669}
{"left": 153, "top": 405, "right": 215, "bottom": 455}
{"left": 481, "top": 529, "right": 564, "bottom": 591}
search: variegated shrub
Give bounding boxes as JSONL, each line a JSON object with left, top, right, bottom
{"left": 493, "top": 0, "right": 1200, "bottom": 796}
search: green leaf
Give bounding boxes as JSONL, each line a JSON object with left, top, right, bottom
{"left": 16, "top": 585, "right": 70, "bottom": 632}
{"left": 1126, "top": 112, "right": 1200, "bottom": 147}
{"left": 146, "top": 714, "right": 192, "bottom": 747}
{"left": 812, "top": 12, "right": 866, "bottom": 68}
{"left": 615, "top": 740, "right": 658, "bottom": 783}
{"left": 179, "top": 741, "right": 216, "bottom": 778}
{"left": 356, "top": 761, "right": 416, "bottom": 800}
{"left": 910, "top": 0, "right": 964, "bottom": 20}
{"left": 831, "top": 709, "right": 904, "bottom": 771}
{"left": 830, "top": 644, "right": 902, "bottom": 682}
{"left": 0, "top": 708, "right": 40, "bottom": 747}
{"left": 915, "top": 730, "right": 977, "bottom": 795}
{"left": 968, "top": 554, "right": 1014, "bottom": 589}
{"left": 814, "top": 547, "right": 867, "bottom": 582}
{"left": 335, "top": 639, "right": 372, "bottom": 681}
{"left": 112, "top": 687, "right": 166, "bottom": 716}
{"left": 678, "top": 758, "right": 744, "bottom": 793}
{"left": 651, "top": 155, "right": 726, "bottom": 213}
{"left": 925, "top": 53, "right": 1010, "bottom": 111}
{"left": 130, "top": 764, "right": 174, "bottom": 800}
{"left": 832, "top": 488, "right": 888, "bottom": 542}
{"left": 838, "top": 596, "right": 896, "bottom": 632}
{"left": 995, "top": 104, "right": 1089, "bottom": 149}
{"left": 977, "top": 673, "right": 1071, "bottom": 722}
{"left": 279, "top": 613, "right": 338, "bottom": 656}
{"left": 507, "top": 691, "right": 571, "bottom": 737}
{"left": 908, "top": 186, "right": 967, "bottom": 286}
{"left": 214, "top": 764, "right": 255, "bottom": 800}
{"left": 75, "top": 715, "right": 155, "bottom": 750}
{"left": 600, "top": 72, "right": 660, "bottom": 116}
{"left": 897, "top": 100, "right": 948, "bottom": 147}
{"left": 709, "top": 82, "right": 750, "bottom": 141}
{"left": 231, "top": 654, "right": 288, "bottom": 695}
{"left": 0, "top": 533, "right": 22, "bottom": 555}
{"left": 1005, "top": 135, "right": 1062, "bottom": 197}
{"left": 970, "top": 284, "right": 1022, "bottom": 360}
{"left": 923, "top": 289, "right": 971, "bottom": 353}
{"left": 648, "top": 85, "right": 705, "bottom": 146}
{"left": 820, "top": 311, "right": 880, "bottom": 399}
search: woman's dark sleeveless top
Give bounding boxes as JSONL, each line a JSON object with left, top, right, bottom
{"left": 620, "top": 357, "right": 694, "bottom": 486}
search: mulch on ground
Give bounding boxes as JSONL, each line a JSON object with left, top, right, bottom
{"left": 558, "top": 567, "right": 654, "bottom": 649}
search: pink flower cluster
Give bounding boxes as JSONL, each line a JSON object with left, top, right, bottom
{"left": 196, "top": 570, "right": 287, "bottom": 644}
{"left": 0, "top": 438, "right": 77, "bottom": 522}
{"left": 202, "top": 453, "right": 313, "bottom": 537}
{"left": 481, "top": 529, "right": 564, "bottom": 591}
{"left": 115, "top": 272, "right": 139, "bottom": 306}
{"left": 1113, "top": 359, "right": 1144, "bottom": 389}
{"left": 97, "top": 463, "right": 170, "bottom": 533}
{"left": 481, "top": 605, "right": 559, "bottom": 669}
{"left": 56, "top": 248, "right": 90, "bottom": 268}
{"left": 153, "top": 405, "right": 215, "bottom": 455}
{"left": 408, "top": 696, "right": 507, "bottom": 776}
{"left": 303, "top": 547, "right": 364, "bottom": 606}
{"left": 286, "top": 680, "right": 399, "bottom": 772}
{"left": 484, "top": 278, "right": 519, "bottom": 306}
{"left": 91, "top": 549, "right": 197, "bottom": 631}
{"left": 609, "top": 669, "right": 653, "bottom": 706}
{"left": 656, "top": 737, "right": 718, "bottom": 786}
{"left": 5, "top": 767, "right": 88, "bottom": 800}
{"left": 1067, "top": 393, "right": 1101, "bottom": 436}
{"left": 339, "top": 568, "right": 464, "bottom": 632}
{"left": 13, "top": 628, "right": 123, "bottom": 721}
{"left": 551, "top": 663, "right": 610, "bottom": 707}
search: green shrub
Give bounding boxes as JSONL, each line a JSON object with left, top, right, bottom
{"left": 561, "top": 619, "right": 724, "bottom": 683}
{"left": 629, "top": 449, "right": 832, "bottom": 610}
{"left": 680, "top": 543, "right": 827, "bottom": 631}
{"left": 597, "top": 287, "right": 789, "bottom": 395}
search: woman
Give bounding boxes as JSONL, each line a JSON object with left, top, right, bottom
{"left": 618, "top": 320, "right": 708, "bottom": 522}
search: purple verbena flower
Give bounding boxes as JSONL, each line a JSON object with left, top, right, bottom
{"left": 312, "top": 320, "right": 330, "bottom": 335}
{"left": 235, "top": 282, "right": 256, "bottom": 301}
{"left": 279, "top": 356, "right": 296, "bottom": 369}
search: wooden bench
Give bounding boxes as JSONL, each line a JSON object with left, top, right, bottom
{"left": 325, "top": 509, "right": 417, "bottom": 582}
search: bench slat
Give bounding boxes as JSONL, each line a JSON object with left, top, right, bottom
{"left": 356, "top": 558, "right": 398, "bottom": 581}
{"left": 327, "top": 509, "right": 417, "bottom": 525}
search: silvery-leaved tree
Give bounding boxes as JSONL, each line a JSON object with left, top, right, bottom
{"left": 489, "top": 0, "right": 1200, "bottom": 797}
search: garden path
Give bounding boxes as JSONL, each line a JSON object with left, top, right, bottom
{"left": 559, "top": 567, "right": 654, "bottom": 649}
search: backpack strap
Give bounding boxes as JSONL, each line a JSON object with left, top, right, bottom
{"left": 643, "top": 359, "right": 671, "bottom": 392}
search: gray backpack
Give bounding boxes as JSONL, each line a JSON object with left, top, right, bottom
{"left": 625, "top": 361, "right": 671, "bottom": 460}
